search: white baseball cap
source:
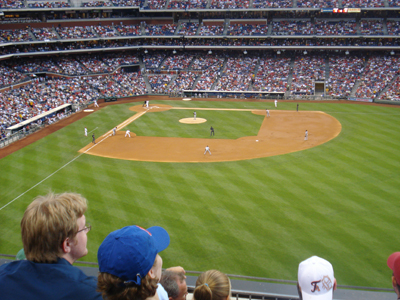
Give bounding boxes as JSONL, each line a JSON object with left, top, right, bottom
{"left": 298, "top": 256, "right": 335, "bottom": 300}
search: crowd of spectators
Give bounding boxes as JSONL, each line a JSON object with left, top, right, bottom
{"left": 55, "top": 25, "right": 98, "bottom": 39}
{"left": 161, "top": 53, "right": 193, "bottom": 70}
{"left": 32, "top": 27, "right": 59, "bottom": 41}
{"left": 146, "top": 0, "right": 167, "bottom": 9}
{"left": 1, "top": 18, "right": 400, "bottom": 46}
{"left": 1, "top": 52, "right": 400, "bottom": 132}
{"left": 143, "top": 53, "right": 167, "bottom": 69}
{"left": 209, "top": 0, "right": 250, "bottom": 9}
{"left": 387, "top": 20, "right": 400, "bottom": 35}
{"left": 272, "top": 20, "right": 314, "bottom": 35}
{"left": 167, "top": 0, "right": 208, "bottom": 9}
{"left": 178, "top": 22, "right": 199, "bottom": 36}
{"left": 291, "top": 56, "right": 325, "bottom": 95}
{"left": 192, "top": 56, "right": 224, "bottom": 90}
{"left": 115, "top": 24, "right": 141, "bottom": 36}
{"left": 112, "top": 70, "right": 147, "bottom": 95}
{"left": 296, "top": 0, "right": 339, "bottom": 8}
{"left": 227, "top": 24, "right": 268, "bottom": 36}
{"left": 82, "top": 1, "right": 113, "bottom": 6}
{"left": 27, "top": 1, "right": 70, "bottom": 8}
{"left": 342, "top": 0, "right": 385, "bottom": 8}
{"left": 252, "top": 56, "right": 290, "bottom": 93}
{"left": 1, "top": 0, "right": 399, "bottom": 8}
{"left": 144, "top": 24, "right": 177, "bottom": 36}
{"left": 0, "top": 76, "right": 100, "bottom": 131}
{"left": 327, "top": 55, "right": 364, "bottom": 98}
{"left": 0, "top": 0, "right": 25, "bottom": 8}
{"left": 198, "top": 24, "right": 224, "bottom": 36}
{"left": 110, "top": 0, "right": 142, "bottom": 6}
{"left": 314, "top": 20, "right": 357, "bottom": 35}
{"left": 166, "top": 71, "right": 198, "bottom": 92}
{"left": 359, "top": 19, "right": 385, "bottom": 35}
{"left": 148, "top": 74, "right": 172, "bottom": 93}
{"left": 379, "top": 75, "right": 400, "bottom": 101}
{"left": 0, "top": 28, "right": 33, "bottom": 43}
{"left": 252, "top": 0, "right": 292, "bottom": 8}
{"left": 216, "top": 56, "right": 257, "bottom": 91}
{"left": 12, "top": 58, "right": 62, "bottom": 74}
{"left": 355, "top": 55, "right": 400, "bottom": 99}
{"left": 0, "top": 65, "right": 28, "bottom": 87}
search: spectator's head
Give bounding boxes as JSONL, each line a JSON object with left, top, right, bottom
{"left": 387, "top": 252, "right": 400, "bottom": 297}
{"left": 97, "top": 225, "right": 170, "bottom": 300}
{"left": 21, "top": 192, "right": 88, "bottom": 264}
{"left": 297, "top": 256, "right": 337, "bottom": 300}
{"left": 193, "top": 270, "right": 231, "bottom": 300}
{"left": 160, "top": 270, "right": 188, "bottom": 300}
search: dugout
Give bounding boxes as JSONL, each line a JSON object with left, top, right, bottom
{"left": 6, "top": 103, "right": 72, "bottom": 134}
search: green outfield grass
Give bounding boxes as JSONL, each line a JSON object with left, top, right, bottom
{"left": 1, "top": 100, "right": 400, "bottom": 289}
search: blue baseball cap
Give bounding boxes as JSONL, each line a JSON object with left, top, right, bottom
{"left": 98, "top": 225, "right": 170, "bottom": 285}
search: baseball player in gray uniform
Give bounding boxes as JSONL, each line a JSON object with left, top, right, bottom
{"left": 204, "top": 145, "right": 211, "bottom": 155}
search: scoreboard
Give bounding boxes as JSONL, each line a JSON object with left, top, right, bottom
{"left": 321, "top": 8, "right": 362, "bottom": 13}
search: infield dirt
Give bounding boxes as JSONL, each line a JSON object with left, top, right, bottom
{"left": 79, "top": 104, "right": 341, "bottom": 163}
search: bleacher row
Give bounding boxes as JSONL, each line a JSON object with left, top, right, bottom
{"left": 1, "top": 51, "right": 399, "bottom": 138}
{"left": 1, "top": 19, "right": 400, "bottom": 44}
{"left": 1, "top": 0, "right": 400, "bottom": 9}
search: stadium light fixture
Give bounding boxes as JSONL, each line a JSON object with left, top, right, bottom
{"left": 243, "top": 50, "right": 247, "bottom": 55}
{"left": 144, "top": 49, "right": 148, "bottom": 54}
{"left": 345, "top": 50, "right": 349, "bottom": 55}
{"left": 173, "top": 49, "right": 177, "bottom": 54}
{"left": 391, "top": 51, "right": 395, "bottom": 55}
{"left": 277, "top": 50, "right": 281, "bottom": 55}
{"left": 208, "top": 50, "right": 212, "bottom": 54}
{"left": 303, "top": 50, "right": 307, "bottom": 55}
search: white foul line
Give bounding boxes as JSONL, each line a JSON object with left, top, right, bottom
{"left": 0, "top": 132, "right": 110, "bottom": 212}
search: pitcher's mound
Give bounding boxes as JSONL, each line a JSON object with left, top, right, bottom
{"left": 179, "top": 118, "right": 207, "bottom": 124}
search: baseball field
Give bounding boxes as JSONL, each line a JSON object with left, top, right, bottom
{"left": 0, "top": 98, "right": 399, "bottom": 290}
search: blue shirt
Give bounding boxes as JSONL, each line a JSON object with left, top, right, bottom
{"left": 0, "top": 258, "right": 103, "bottom": 300}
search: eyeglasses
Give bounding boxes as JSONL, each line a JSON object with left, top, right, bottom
{"left": 77, "top": 224, "right": 91, "bottom": 234}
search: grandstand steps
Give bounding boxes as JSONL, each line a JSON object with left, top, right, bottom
{"left": 350, "top": 57, "right": 369, "bottom": 97}
{"left": 250, "top": 59, "right": 261, "bottom": 91}
{"left": 166, "top": 74, "right": 178, "bottom": 90}
{"left": 249, "top": 0, "right": 254, "bottom": 9}
{"left": 325, "top": 57, "right": 330, "bottom": 93}
{"left": 211, "top": 57, "right": 228, "bottom": 90}
{"left": 383, "top": 17, "right": 389, "bottom": 35}
{"left": 223, "top": 20, "right": 229, "bottom": 35}
{"left": 286, "top": 57, "right": 295, "bottom": 97}
{"left": 165, "top": 0, "right": 171, "bottom": 9}
{"left": 191, "top": 73, "right": 201, "bottom": 90}
{"left": 205, "top": 0, "right": 211, "bottom": 9}
{"left": 376, "top": 73, "right": 398, "bottom": 99}
{"left": 27, "top": 29, "right": 36, "bottom": 41}
{"left": 139, "top": 58, "right": 152, "bottom": 92}
{"left": 142, "top": 0, "right": 149, "bottom": 9}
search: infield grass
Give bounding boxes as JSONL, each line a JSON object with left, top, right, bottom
{"left": 0, "top": 100, "right": 399, "bottom": 289}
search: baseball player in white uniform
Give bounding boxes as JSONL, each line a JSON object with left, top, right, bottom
{"left": 94, "top": 100, "right": 99, "bottom": 107}
{"left": 305, "top": 130, "right": 308, "bottom": 141}
{"left": 125, "top": 129, "right": 130, "bottom": 137}
{"left": 204, "top": 145, "right": 211, "bottom": 155}
{"left": 113, "top": 127, "right": 117, "bottom": 136}
{"left": 194, "top": 111, "right": 196, "bottom": 120}
{"left": 274, "top": 100, "right": 277, "bottom": 107}
{"left": 146, "top": 100, "right": 149, "bottom": 108}
{"left": 84, "top": 127, "right": 87, "bottom": 137}
{"left": 266, "top": 109, "right": 270, "bottom": 117}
